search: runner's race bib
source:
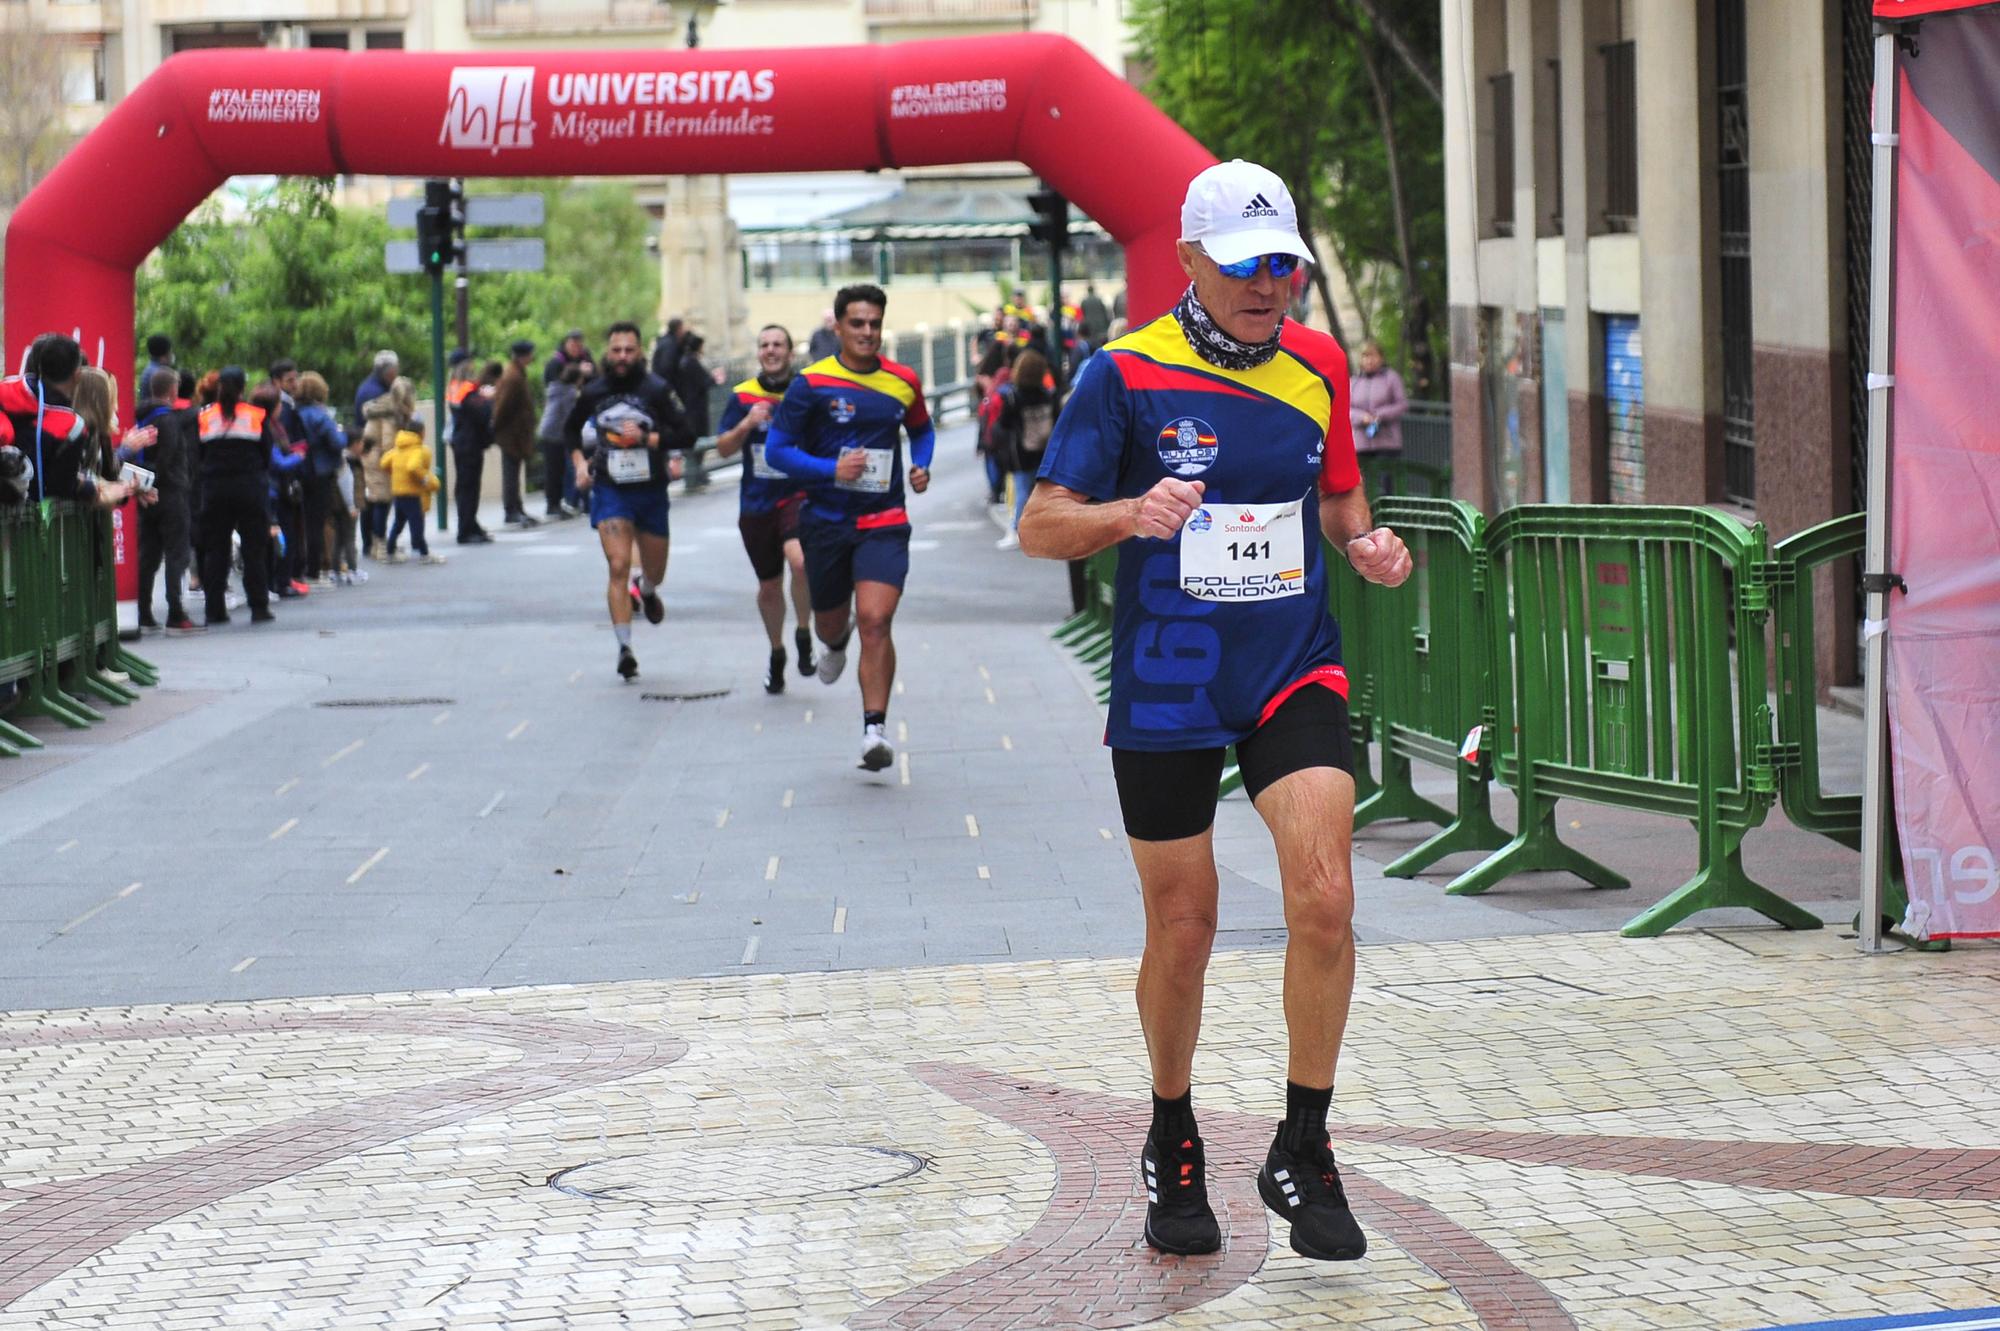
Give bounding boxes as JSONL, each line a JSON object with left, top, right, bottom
{"left": 835, "top": 447, "right": 893, "bottom": 494}
{"left": 604, "top": 445, "right": 654, "bottom": 485}
{"left": 1180, "top": 498, "right": 1308, "bottom": 602}
{"left": 750, "top": 442, "right": 787, "bottom": 481}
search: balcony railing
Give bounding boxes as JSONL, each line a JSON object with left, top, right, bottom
{"left": 466, "top": 0, "right": 680, "bottom": 34}
{"left": 865, "top": 0, "right": 1037, "bottom": 22}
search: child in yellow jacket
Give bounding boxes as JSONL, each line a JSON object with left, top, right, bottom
{"left": 383, "top": 420, "right": 444, "bottom": 564}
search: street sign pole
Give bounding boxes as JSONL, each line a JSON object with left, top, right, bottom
{"left": 431, "top": 267, "right": 449, "bottom": 534}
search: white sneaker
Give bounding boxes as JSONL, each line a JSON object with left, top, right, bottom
{"left": 859, "top": 723, "right": 894, "bottom": 771}
{"left": 996, "top": 530, "right": 1020, "bottom": 550}
{"left": 817, "top": 641, "right": 847, "bottom": 685}
{"left": 420, "top": 553, "right": 447, "bottom": 565}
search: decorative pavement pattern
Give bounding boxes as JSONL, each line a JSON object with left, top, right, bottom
{"left": 1, "top": 930, "right": 1996, "bottom": 1330}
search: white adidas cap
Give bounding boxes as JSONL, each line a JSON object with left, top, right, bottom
{"left": 1180, "top": 159, "right": 1312, "bottom": 268}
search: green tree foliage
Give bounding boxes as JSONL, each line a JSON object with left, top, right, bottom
{"left": 1129, "top": 0, "right": 1444, "bottom": 394}
{"left": 136, "top": 177, "right": 659, "bottom": 410}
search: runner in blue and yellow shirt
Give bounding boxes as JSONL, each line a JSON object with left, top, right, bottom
{"left": 1020, "top": 160, "right": 1412, "bottom": 1266}
{"left": 765, "top": 283, "right": 936, "bottom": 773}
{"left": 713, "top": 323, "right": 816, "bottom": 695}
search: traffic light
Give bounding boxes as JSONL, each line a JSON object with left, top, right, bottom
{"left": 416, "top": 178, "right": 464, "bottom": 274}
{"left": 1027, "top": 187, "right": 1069, "bottom": 251}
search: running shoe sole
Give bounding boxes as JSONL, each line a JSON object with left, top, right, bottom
{"left": 1142, "top": 1213, "right": 1222, "bottom": 1257}
{"left": 642, "top": 593, "right": 665, "bottom": 625}
{"left": 617, "top": 651, "right": 639, "bottom": 681}
{"left": 1256, "top": 1169, "right": 1367, "bottom": 1262}
{"left": 859, "top": 738, "right": 894, "bottom": 771}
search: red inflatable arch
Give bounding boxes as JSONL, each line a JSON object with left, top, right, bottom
{"left": 5, "top": 34, "right": 1214, "bottom": 380}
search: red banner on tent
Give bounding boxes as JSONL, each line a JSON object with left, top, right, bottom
{"left": 1886, "top": 19, "right": 2000, "bottom": 938}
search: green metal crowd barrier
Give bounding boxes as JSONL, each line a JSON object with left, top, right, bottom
{"left": 0, "top": 500, "right": 157, "bottom": 754}
{"left": 1351, "top": 497, "right": 1510, "bottom": 876}
{"left": 1451, "top": 504, "right": 1816, "bottom": 936}
{"left": 1359, "top": 454, "right": 1451, "bottom": 500}
{"left": 1048, "top": 497, "right": 1882, "bottom": 941}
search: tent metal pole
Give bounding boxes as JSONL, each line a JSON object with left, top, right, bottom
{"left": 1859, "top": 28, "right": 1903, "bottom": 955}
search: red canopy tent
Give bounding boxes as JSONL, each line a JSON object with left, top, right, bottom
{"left": 1858, "top": 1, "right": 2000, "bottom": 943}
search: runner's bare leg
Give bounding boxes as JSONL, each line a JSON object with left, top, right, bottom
{"left": 1250, "top": 765, "right": 1358, "bottom": 1088}
{"left": 598, "top": 519, "right": 634, "bottom": 627}
{"left": 1130, "top": 830, "right": 1221, "bottom": 1098}
{"left": 853, "top": 579, "right": 901, "bottom": 714}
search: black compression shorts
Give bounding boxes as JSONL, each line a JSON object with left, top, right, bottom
{"left": 1111, "top": 683, "right": 1355, "bottom": 842}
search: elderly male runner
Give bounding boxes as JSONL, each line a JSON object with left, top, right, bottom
{"left": 765, "top": 283, "right": 935, "bottom": 772}
{"left": 1020, "top": 159, "right": 1412, "bottom": 1261}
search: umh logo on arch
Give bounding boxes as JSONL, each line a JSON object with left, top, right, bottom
{"left": 440, "top": 67, "right": 535, "bottom": 153}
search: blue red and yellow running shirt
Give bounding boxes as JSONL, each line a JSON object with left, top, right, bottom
{"left": 764, "top": 355, "right": 937, "bottom": 527}
{"left": 716, "top": 375, "right": 804, "bottom": 516}
{"left": 1037, "top": 313, "right": 1361, "bottom": 752}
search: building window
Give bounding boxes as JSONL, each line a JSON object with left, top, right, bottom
{"left": 60, "top": 45, "right": 106, "bottom": 106}
{"left": 1547, "top": 58, "right": 1564, "bottom": 234}
{"left": 1489, "top": 72, "right": 1515, "bottom": 237}
{"left": 364, "top": 30, "right": 405, "bottom": 49}
{"left": 1716, "top": 0, "right": 1753, "bottom": 504}
{"left": 1600, "top": 40, "right": 1638, "bottom": 230}
{"left": 307, "top": 31, "right": 351, "bottom": 50}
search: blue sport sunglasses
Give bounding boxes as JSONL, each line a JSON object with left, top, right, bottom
{"left": 1203, "top": 247, "right": 1302, "bottom": 280}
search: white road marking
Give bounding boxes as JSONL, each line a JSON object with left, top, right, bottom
{"left": 923, "top": 521, "right": 985, "bottom": 532}
{"left": 269, "top": 818, "right": 298, "bottom": 842}
{"left": 231, "top": 956, "right": 257, "bottom": 974}
{"left": 1099, "top": 828, "right": 1115, "bottom": 840}
{"left": 753, "top": 721, "right": 763, "bottom": 733}
{"left": 803, "top": 709, "right": 813, "bottom": 725}
{"left": 782, "top": 789, "right": 794, "bottom": 809}
{"left": 739, "top": 935, "right": 760, "bottom": 965}
{"left": 716, "top": 808, "right": 730, "bottom": 829}
{"left": 477, "top": 791, "right": 504, "bottom": 818}
{"left": 406, "top": 763, "right": 430, "bottom": 782}
{"left": 897, "top": 721, "right": 908, "bottom": 742}
{"left": 966, "top": 814, "right": 980, "bottom": 838}
{"left": 895, "top": 680, "right": 905, "bottom": 696}
{"left": 978, "top": 665, "right": 991, "bottom": 681}
{"left": 908, "top": 539, "right": 941, "bottom": 552}
{"left": 274, "top": 778, "right": 298, "bottom": 797}
{"left": 899, "top": 752, "right": 910, "bottom": 787}
{"left": 57, "top": 881, "right": 142, "bottom": 935}
{"left": 680, "top": 889, "right": 701, "bottom": 905}
{"left": 978, "top": 865, "right": 991, "bottom": 880}
{"left": 346, "top": 847, "right": 389, "bottom": 885}
{"left": 765, "top": 856, "right": 780, "bottom": 881}
{"left": 984, "top": 687, "right": 996, "bottom": 704}
{"left": 832, "top": 905, "right": 847, "bottom": 935}
{"left": 506, "top": 720, "right": 529, "bottom": 741}
{"left": 432, "top": 711, "right": 451, "bottom": 726}
{"left": 323, "top": 740, "right": 363, "bottom": 768}
{"left": 568, "top": 669, "right": 582, "bottom": 684}
{"left": 55, "top": 838, "right": 78, "bottom": 855}
{"left": 1001, "top": 735, "right": 1013, "bottom": 751}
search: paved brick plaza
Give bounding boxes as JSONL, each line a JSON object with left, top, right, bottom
{"left": 3, "top": 931, "right": 1996, "bottom": 1329}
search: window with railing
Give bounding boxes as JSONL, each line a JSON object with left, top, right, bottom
{"left": 864, "top": 0, "right": 1036, "bottom": 21}
{"left": 1489, "top": 72, "right": 1515, "bottom": 237}
{"left": 1601, "top": 40, "right": 1638, "bottom": 230}
{"left": 466, "top": 0, "right": 680, "bottom": 34}
{"left": 1547, "top": 58, "right": 1564, "bottom": 234}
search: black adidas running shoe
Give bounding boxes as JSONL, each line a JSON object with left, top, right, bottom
{"left": 1257, "top": 1131, "right": 1367, "bottom": 1261}
{"left": 617, "top": 646, "right": 639, "bottom": 681}
{"left": 1141, "top": 1132, "right": 1221, "bottom": 1255}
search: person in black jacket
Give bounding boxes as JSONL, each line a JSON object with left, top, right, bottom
{"left": 564, "top": 321, "right": 694, "bottom": 680}
{"left": 452, "top": 360, "right": 502, "bottom": 543}
{"left": 195, "top": 367, "right": 277, "bottom": 625}
{"left": 130, "top": 366, "right": 198, "bottom": 632}
{"left": 673, "top": 333, "right": 713, "bottom": 439}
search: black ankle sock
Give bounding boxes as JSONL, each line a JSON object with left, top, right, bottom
{"left": 863, "top": 709, "right": 887, "bottom": 729}
{"left": 1278, "top": 1081, "right": 1333, "bottom": 1152}
{"left": 795, "top": 626, "right": 813, "bottom": 652}
{"left": 1151, "top": 1089, "right": 1198, "bottom": 1144}
{"left": 770, "top": 646, "right": 787, "bottom": 663}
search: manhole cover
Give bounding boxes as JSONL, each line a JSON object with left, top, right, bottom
{"left": 550, "top": 1143, "right": 924, "bottom": 1205}
{"left": 315, "top": 697, "right": 456, "bottom": 708}
{"left": 639, "top": 689, "right": 732, "bottom": 702}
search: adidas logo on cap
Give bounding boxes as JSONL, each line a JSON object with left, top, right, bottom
{"left": 1241, "top": 192, "right": 1279, "bottom": 219}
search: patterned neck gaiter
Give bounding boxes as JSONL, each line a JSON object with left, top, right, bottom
{"left": 1173, "top": 283, "right": 1283, "bottom": 370}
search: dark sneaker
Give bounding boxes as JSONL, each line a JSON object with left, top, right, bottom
{"left": 205, "top": 610, "right": 231, "bottom": 627}
{"left": 250, "top": 608, "right": 277, "bottom": 624}
{"left": 616, "top": 645, "right": 639, "bottom": 681}
{"left": 764, "top": 649, "right": 786, "bottom": 695}
{"left": 1258, "top": 1132, "right": 1367, "bottom": 1261}
{"left": 165, "top": 615, "right": 204, "bottom": 636}
{"left": 1142, "top": 1132, "right": 1221, "bottom": 1255}
{"left": 137, "top": 614, "right": 160, "bottom": 631}
{"left": 795, "top": 627, "right": 816, "bottom": 678}
{"left": 636, "top": 580, "right": 665, "bottom": 625}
